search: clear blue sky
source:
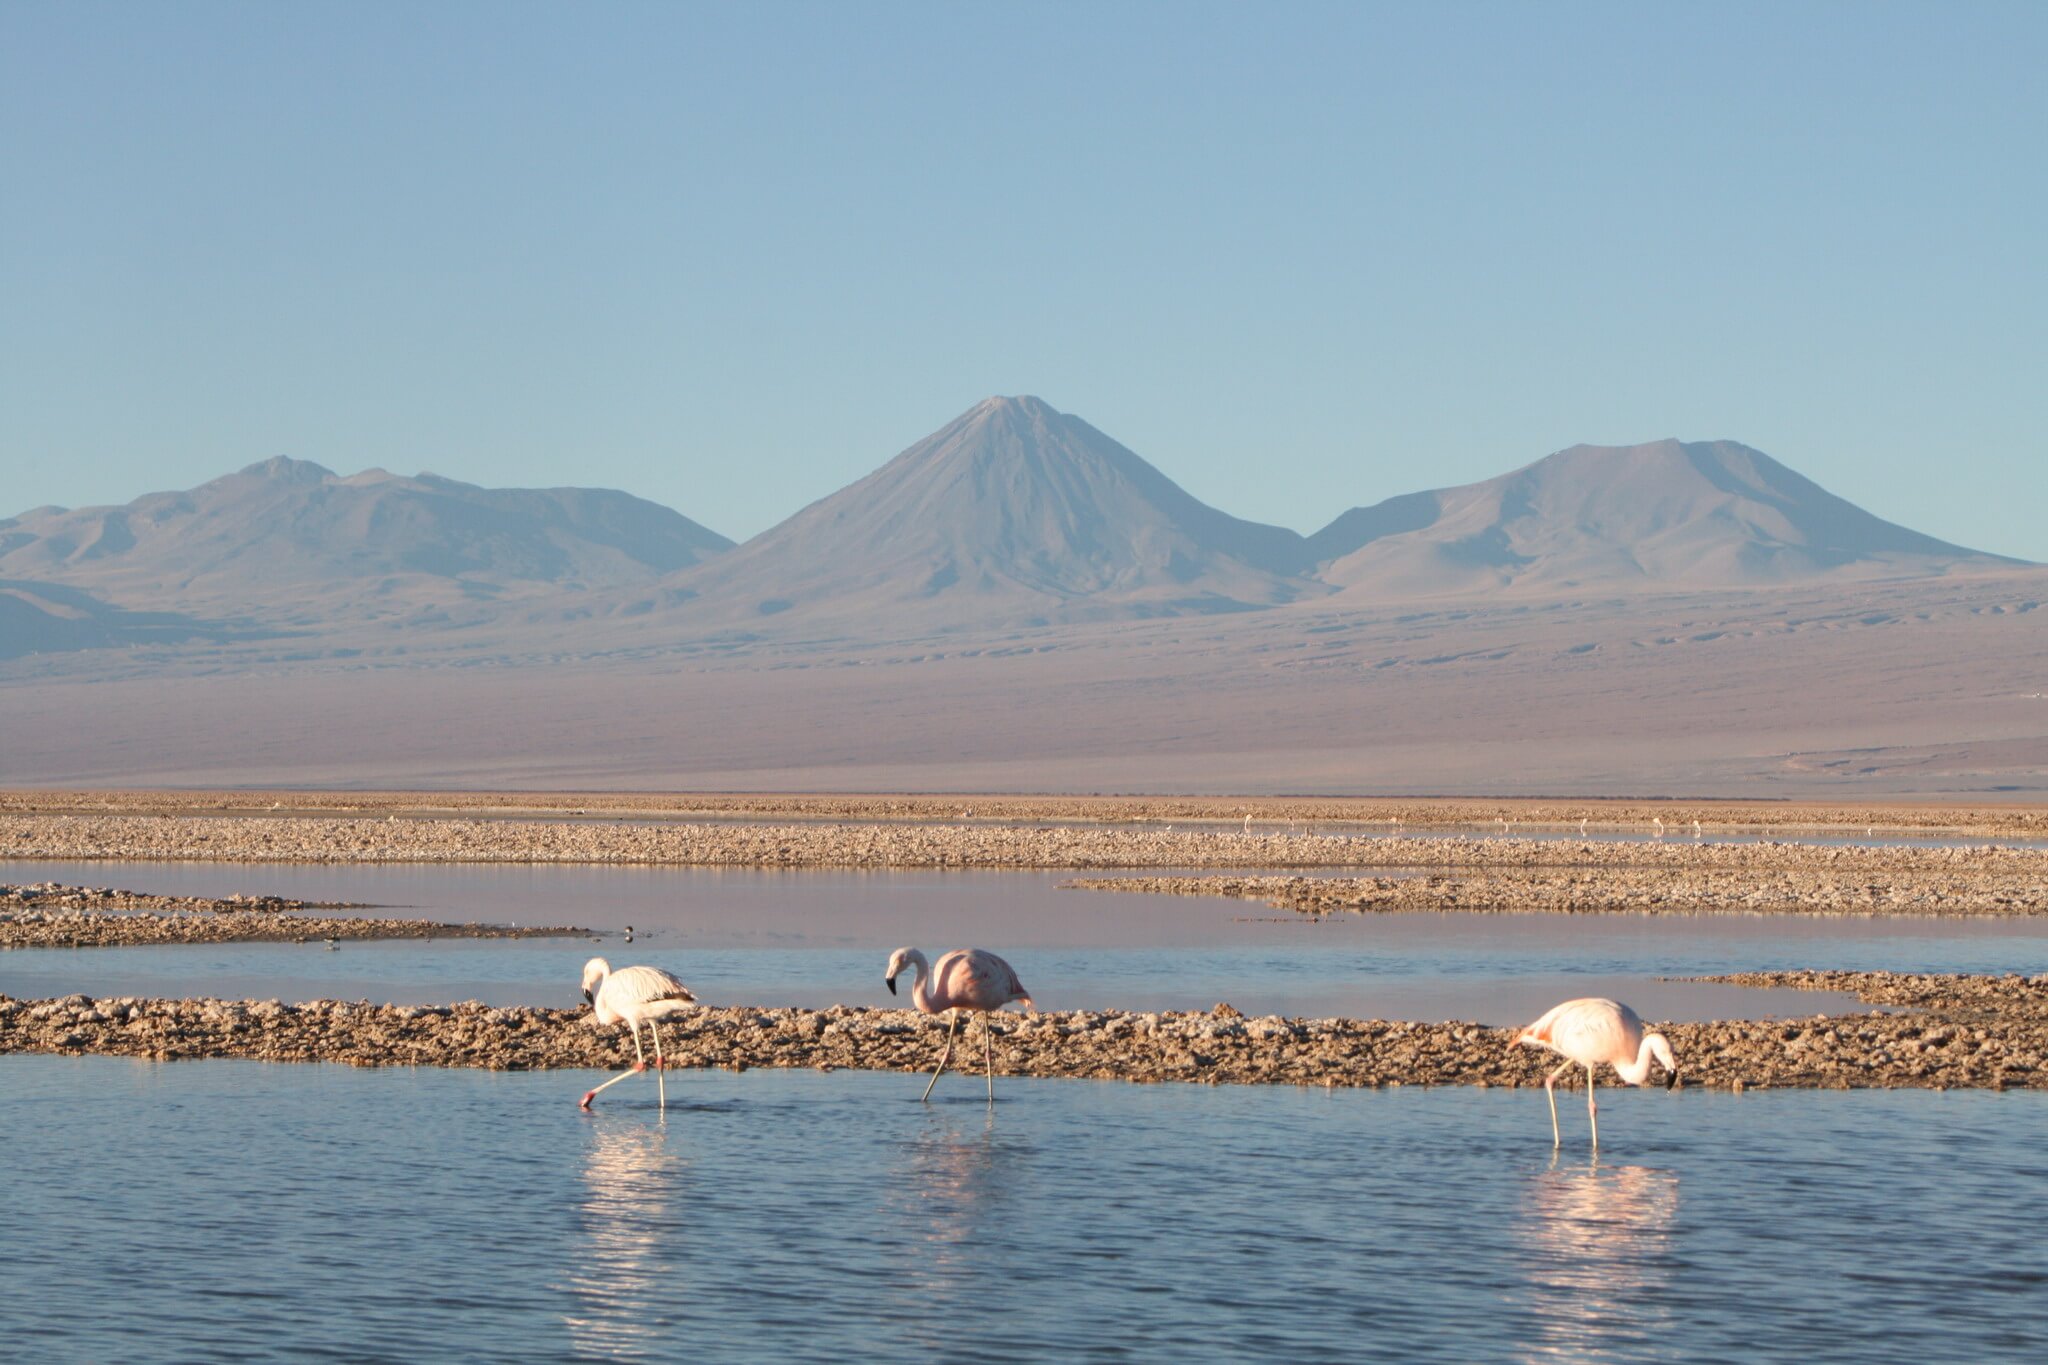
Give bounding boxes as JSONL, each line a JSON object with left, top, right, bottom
{"left": 4, "top": 2, "right": 2043, "bottom": 557}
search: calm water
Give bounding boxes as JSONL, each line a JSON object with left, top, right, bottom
{"left": 2, "top": 1057, "right": 2042, "bottom": 1363}
{"left": 5, "top": 862, "right": 2046, "bottom": 1023}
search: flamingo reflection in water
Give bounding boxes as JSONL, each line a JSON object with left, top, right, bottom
{"left": 1516, "top": 1160, "right": 1681, "bottom": 1357}
{"left": 563, "top": 1121, "right": 688, "bottom": 1356}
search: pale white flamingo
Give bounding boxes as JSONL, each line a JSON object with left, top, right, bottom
{"left": 578, "top": 957, "right": 699, "bottom": 1111}
{"left": 885, "top": 947, "right": 1034, "bottom": 1102}
{"left": 1653, "top": 817, "right": 1665, "bottom": 840}
{"left": 1693, "top": 819, "right": 1702, "bottom": 840}
{"left": 1579, "top": 818, "right": 1589, "bottom": 837}
{"left": 1513, "top": 998, "right": 1679, "bottom": 1148}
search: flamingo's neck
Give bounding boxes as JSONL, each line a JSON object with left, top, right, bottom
{"left": 1616, "top": 1034, "right": 1659, "bottom": 1086}
{"left": 908, "top": 953, "right": 935, "bottom": 1013}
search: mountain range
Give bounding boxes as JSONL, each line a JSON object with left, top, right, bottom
{"left": 4, "top": 397, "right": 2043, "bottom": 796}
{"left": 0, "top": 397, "right": 2022, "bottom": 650}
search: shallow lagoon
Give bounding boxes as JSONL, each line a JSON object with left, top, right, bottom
{"left": 3, "top": 1058, "right": 2043, "bottom": 1363}
{"left": 8, "top": 862, "right": 2046, "bottom": 1022}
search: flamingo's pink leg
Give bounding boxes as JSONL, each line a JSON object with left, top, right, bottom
{"left": 921, "top": 1013, "right": 960, "bottom": 1102}
{"left": 983, "top": 1012, "right": 996, "bottom": 1103}
{"left": 579, "top": 1058, "right": 649, "bottom": 1110}
{"left": 1544, "top": 1060, "right": 1573, "bottom": 1147}
{"left": 652, "top": 1020, "right": 667, "bottom": 1109}
{"left": 1586, "top": 1065, "right": 1599, "bottom": 1148}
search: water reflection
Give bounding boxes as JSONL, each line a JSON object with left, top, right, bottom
{"left": 886, "top": 1110, "right": 1012, "bottom": 1299}
{"left": 1514, "top": 1158, "right": 1680, "bottom": 1361}
{"left": 562, "top": 1119, "right": 688, "bottom": 1358}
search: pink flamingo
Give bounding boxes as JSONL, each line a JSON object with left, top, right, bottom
{"left": 884, "top": 947, "right": 1034, "bottom": 1102}
{"left": 578, "top": 957, "right": 699, "bottom": 1111}
{"left": 1513, "top": 998, "right": 1679, "bottom": 1148}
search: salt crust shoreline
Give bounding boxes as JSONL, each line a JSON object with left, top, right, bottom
{"left": 0, "top": 882, "right": 586, "bottom": 947}
{"left": 2, "top": 972, "right": 2042, "bottom": 1092}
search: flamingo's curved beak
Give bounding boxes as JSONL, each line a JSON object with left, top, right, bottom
{"left": 885, "top": 976, "right": 898, "bottom": 996}
{"left": 1665, "top": 1069, "right": 1681, "bottom": 1091}
{"left": 581, "top": 988, "right": 594, "bottom": 1005}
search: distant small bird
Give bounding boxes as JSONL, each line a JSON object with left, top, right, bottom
{"left": 1653, "top": 817, "right": 1665, "bottom": 840}
{"left": 578, "top": 957, "right": 699, "bottom": 1110}
{"left": 1513, "top": 998, "right": 1679, "bottom": 1148}
{"left": 623, "top": 925, "right": 635, "bottom": 944}
{"left": 1579, "top": 818, "right": 1589, "bottom": 837}
{"left": 1693, "top": 819, "right": 1703, "bottom": 840}
{"left": 1243, "top": 813, "right": 1253, "bottom": 834}
{"left": 885, "top": 947, "right": 1034, "bottom": 1102}
{"left": 270, "top": 802, "right": 282, "bottom": 811}
{"left": 322, "top": 937, "right": 338, "bottom": 951}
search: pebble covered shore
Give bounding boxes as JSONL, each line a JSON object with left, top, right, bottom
{"left": 1067, "top": 862, "right": 2048, "bottom": 916}
{"left": 8, "top": 789, "right": 2045, "bottom": 840}
{"left": 0, "top": 882, "right": 588, "bottom": 948}
{"left": 2, "top": 972, "right": 2041, "bottom": 1091}
{"left": 9, "top": 813, "right": 2048, "bottom": 887}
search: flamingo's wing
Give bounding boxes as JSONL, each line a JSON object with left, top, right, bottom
{"left": 606, "top": 964, "right": 697, "bottom": 1007}
{"left": 934, "top": 949, "right": 1030, "bottom": 1010}
{"left": 1549, "top": 999, "right": 1640, "bottom": 1065}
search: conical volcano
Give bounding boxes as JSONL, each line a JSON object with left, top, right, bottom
{"left": 667, "top": 396, "right": 1320, "bottom": 628}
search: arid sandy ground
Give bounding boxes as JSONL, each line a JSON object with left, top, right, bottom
{"left": 4, "top": 574, "right": 2046, "bottom": 796}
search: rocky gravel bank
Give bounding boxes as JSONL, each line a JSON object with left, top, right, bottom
{"left": 9, "top": 813, "right": 2048, "bottom": 881}
{"left": 9, "top": 789, "right": 2044, "bottom": 840}
{"left": 1, "top": 882, "right": 587, "bottom": 948}
{"left": 3, "top": 972, "right": 2040, "bottom": 1091}
{"left": 1068, "top": 864, "right": 2048, "bottom": 916}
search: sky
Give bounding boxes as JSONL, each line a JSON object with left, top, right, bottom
{"left": 3, "top": 2, "right": 2044, "bottom": 557}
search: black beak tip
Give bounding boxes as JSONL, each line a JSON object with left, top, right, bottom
{"left": 885, "top": 977, "right": 897, "bottom": 996}
{"left": 582, "top": 989, "right": 593, "bottom": 1005}
{"left": 1666, "top": 1071, "right": 1681, "bottom": 1091}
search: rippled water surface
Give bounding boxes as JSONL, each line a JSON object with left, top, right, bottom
{"left": 6, "top": 862, "right": 2046, "bottom": 1023}
{"left": 3, "top": 1058, "right": 2042, "bottom": 1363}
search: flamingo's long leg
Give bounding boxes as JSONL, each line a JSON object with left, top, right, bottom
{"left": 579, "top": 1021, "right": 652, "bottom": 1110}
{"left": 921, "top": 1013, "right": 959, "bottom": 1102}
{"left": 580, "top": 1060, "right": 647, "bottom": 1110}
{"left": 1544, "top": 1060, "right": 1573, "bottom": 1147}
{"left": 983, "top": 1012, "right": 995, "bottom": 1103}
{"left": 652, "top": 1020, "right": 667, "bottom": 1108}
{"left": 1586, "top": 1065, "right": 1599, "bottom": 1148}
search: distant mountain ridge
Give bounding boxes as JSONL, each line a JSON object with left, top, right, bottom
{"left": 0, "top": 409, "right": 2028, "bottom": 657}
{"left": 1308, "top": 439, "right": 2019, "bottom": 597}
{"left": 0, "top": 458, "right": 733, "bottom": 619}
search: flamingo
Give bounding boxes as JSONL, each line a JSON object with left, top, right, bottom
{"left": 578, "top": 957, "right": 699, "bottom": 1111}
{"left": 1513, "top": 998, "right": 1679, "bottom": 1148}
{"left": 1579, "top": 818, "right": 1589, "bottom": 837}
{"left": 885, "top": 947, "right": 1034, "bottom": 1102}
{"left": 1653, "top": 817, "right": 1665, "bottom": 840}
